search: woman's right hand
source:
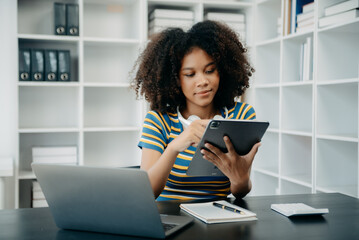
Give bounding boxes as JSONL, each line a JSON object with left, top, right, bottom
{"left": 168, "top": 119, "right": 209, "bottom": 153}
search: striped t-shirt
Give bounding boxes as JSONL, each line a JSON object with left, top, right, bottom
{"left": 138, "top": 102, "right": 256, "bottom": 201}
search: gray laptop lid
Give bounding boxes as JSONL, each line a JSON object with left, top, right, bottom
{"left": 32, "top": 164, "right": 192, "bottom": 239}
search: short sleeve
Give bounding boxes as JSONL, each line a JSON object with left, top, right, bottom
{"left": 138, "top": 111, "right": 168, "bottom": 154}
{"left": 232, "top": 102, "right": 256, "bottom": 120}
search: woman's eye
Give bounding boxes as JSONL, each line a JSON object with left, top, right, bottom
{"left": 205, "top": 69, "right": 215, "bottom": 74}
{"left": 185, "top": 73, "right": 195, "bottom": 77}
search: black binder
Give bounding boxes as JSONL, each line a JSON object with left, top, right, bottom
{"left": 44, "top": 50, "right": 58, "bottom": 81}
{"left": 58, "top": 50, "right": 71, "bottom": 81}
{"left": 66, "top": 4, "right": 79, "bottom": 36}
{"left": 19, "top": 49, "right": 31, "bottom": 81}
{"left": 31, "top": 49, "right": 44, "bottom": 81}
{"left": 54, "top": 3, "right": 66, "bottom": 35}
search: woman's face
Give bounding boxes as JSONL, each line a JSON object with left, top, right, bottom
{"left": 179, "top": 47, "right": 220, "bottom": 110}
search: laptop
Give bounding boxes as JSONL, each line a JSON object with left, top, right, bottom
{"left": 32, "top": 163, "right": 193, "bottom": 239}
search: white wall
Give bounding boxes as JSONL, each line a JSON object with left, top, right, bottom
{"left": 0, "top": 0, "right": 17, "bottom": 209}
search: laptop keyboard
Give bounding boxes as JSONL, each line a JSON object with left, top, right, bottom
{"left": 162, "top": 223, "right": 177, "bottom": 232}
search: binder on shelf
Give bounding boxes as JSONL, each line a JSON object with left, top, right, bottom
{"left": 44, "top": 50, "right": 58, "bottom": 81}
{"left": 58, "top": 50, "right": 71, "bottom": 81}
{"left": 19, "top": 49, "right": 31, "bottom": 81}
{"left": 66, "top": 4, "right": 79, "bottom": 36}
{"left": 54, "top": 2, "right": 66, "bottom": 35}
{"left": 31, "top": 49, "right": 44, "bottom": 81}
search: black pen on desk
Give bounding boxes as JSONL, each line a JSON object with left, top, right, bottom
{"left": 213, "top": 202, "right": 245, "bottom": 215}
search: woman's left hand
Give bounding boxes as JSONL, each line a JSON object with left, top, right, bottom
{"left": 200, "top": 136, "right": 261, "bottom": 198}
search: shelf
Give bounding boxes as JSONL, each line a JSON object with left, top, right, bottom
{"left": 254, "top": 88, "right": 279, "bottom": 128}
{"left": 84, "top": 87, "right": 142, "bottom": 128}
{"left": 281, "top": 85, "right": 313, "bottom": 133}
{"left": 282, "top": 35, "right": 314, "bottom": 83}
{"left": 317, "top": 82, "right": 358, "bottom": 138}
{"left": 83, "top": 37, "right": 141, "bottom": 46}
{"left": 83, "top": 127, "right": 141, "bottom": 132}
{"left": 255, "top": 41, "right": 280, "bottom": 84}
{"left": 83, "top": 83, "right": 131, "bottom": 88}
{"left": 202, "top": 1, "right": 252, "bottom": 9}
{"left": 281, "top": 134, "right": 312, "bottom": 185}
{"left": 255, "top": 37, "right": 280, "bottom": 47}
{"left": 83, "top": 0, "right": 142, "bottom": 39}
{"left": 18, "top": 34, "right": 79, "bottom": 42}
{"left": 253, "top": 131, "right": 279, "bottom": 174}
{"left": 317, "top": 17, "right": 359, "bottom": 34}
{"left": 316, "top": 138, "right": 358, "bottom": 198}
{"left": 281, "top": 130, "right": 312, "bottom": 137}
{"left": 19, "top": 87, "right": 79, "bottom": 129}
{"left": 250, "top": 171, "right": 279, "bottom": 196}
{"left": 253, "top": 83, "right": 280, "bottom": 88}
{"left": 316, "top": 78, "right": 359, "bottom": 86}
{"left": 19, "top": 132, "right": 79, "bottom": 173}
{"left": 316, "top": 134, "right": 358, "bottom": 143}
{"left": 317, "top": 27, "right": 359, "bottom": 81}
{"left": 280, "top": 179, "right": 312, "bottom": 195}
{"left": 252, "top": 168, "right": 279, "bottom": 178}
{"left": 83, "top": 43, "right": 139, "bottom": 84}
{"left": 84, "top": 131, "right": 141, "bottom": 167}
{"left": 255, "top": 0, "right": 281, "bottom": 42}
{"left": 18, "top": 82, "right": 80, "bottom": 87}
{"left": 18, "top": 128, "right": 80, "bottom": 134}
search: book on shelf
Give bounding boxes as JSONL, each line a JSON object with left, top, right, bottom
{"left": 32, "top": 180, "right": 48, "bottom": 208}
{"left": 296, "top": 10, "right": 315, "bottom": 22}
{"left": 299, "top": 37, "right": 312, "bottom": 81}
{"left": 284, "top": 0, "right": 292, "bottom": 35}
{"left": 297, "top": 17, "right": 314, "bottom": 28}
{"left": 32, "top": 146, "right": 77, "bottom": 156}
{"left": 291, "top": 0, "right": 315, "bottom": 33}
{"left": 32, "top": 146, "right": 78, "bottom": 165}
{"left": 149, "top": 18, "right": 193, "bottom": 29}
{"left": 319, "top": 9, "right": 359, "bottom": 28}
{"left": 205, "top": 12, "right": 245, "bottom": 22}
{"left": 32, "top": 199, "right": 48, "bottom": 208}
{"left": 149, "top": 9, "right": 194, "bottom": 20}
{"left": 325, "top": 0, "right": 359, "bottom": 17}
{"left": 302, "top": 1, "right": 315, "bottom": 13}
{"left": 296, "top": 23, "right": 314, "bottom": 33}
{"left": 180, "top": 200, "right": 257, "bottom": 224}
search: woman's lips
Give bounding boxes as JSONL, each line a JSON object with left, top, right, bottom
{"left": 196, "top": 89, "right": 212, "bottom": 95}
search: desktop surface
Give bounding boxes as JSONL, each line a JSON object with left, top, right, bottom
{"left": 0, "top": 193, "right": 358, "bottom": 240}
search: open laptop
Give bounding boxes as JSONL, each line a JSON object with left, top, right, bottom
{"left": 32, "top": 163, "right": 193, "bottom": 239}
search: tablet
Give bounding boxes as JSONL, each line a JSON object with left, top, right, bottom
{"left": 186, "top": 119, "right": 269, "bottom": 177}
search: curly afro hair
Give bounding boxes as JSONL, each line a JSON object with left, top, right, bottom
{"left": 131, "top": 20, "right": 254, "bottom": 114}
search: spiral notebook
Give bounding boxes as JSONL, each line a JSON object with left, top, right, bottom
{"left": 180, "top": 200, "right": 257, "bottom": 224}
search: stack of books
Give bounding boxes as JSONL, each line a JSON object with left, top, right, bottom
{"left": 319, "top": 0, "right": 359, "bottom": 28}
{"left": 299, "top": 37, "right": 313, "bottom": 81}
{"left": 296, "top": 1, "right": 315, "bottom": 33}
{"left": 32, "top": 180, "right": 48, "bottom": 208}
{"left": 204, "top": 12, "right": 246, "bottom": 41}
{"left": 148, "top": 9, "right": 194, "bottom": 36}
{"left": 284, "top": 0, "right": 315, "bottom": 35}
{"left": 32, "top": 146, "right": 78, "bottom": 165}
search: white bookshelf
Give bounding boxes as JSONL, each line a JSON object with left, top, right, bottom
{"left": 247, "top": 0, "right": 359, "bottom": 198}
{"left": 12, "top": 0, "right": 147, "bottom": 208}
{"left": 1, "top": 0, "right": 358, "bottom": 209}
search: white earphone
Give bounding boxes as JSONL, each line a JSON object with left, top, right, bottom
{"left": 177, "top": 106, "right": 229, "bottom": 129}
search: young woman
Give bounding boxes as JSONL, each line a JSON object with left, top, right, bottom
{"left": 131, "top": 20, "right": 261, "bottom": 201}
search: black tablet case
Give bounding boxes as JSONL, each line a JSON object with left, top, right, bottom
{"left": 186, "top": 120, "right": 269, "bottom": 177}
